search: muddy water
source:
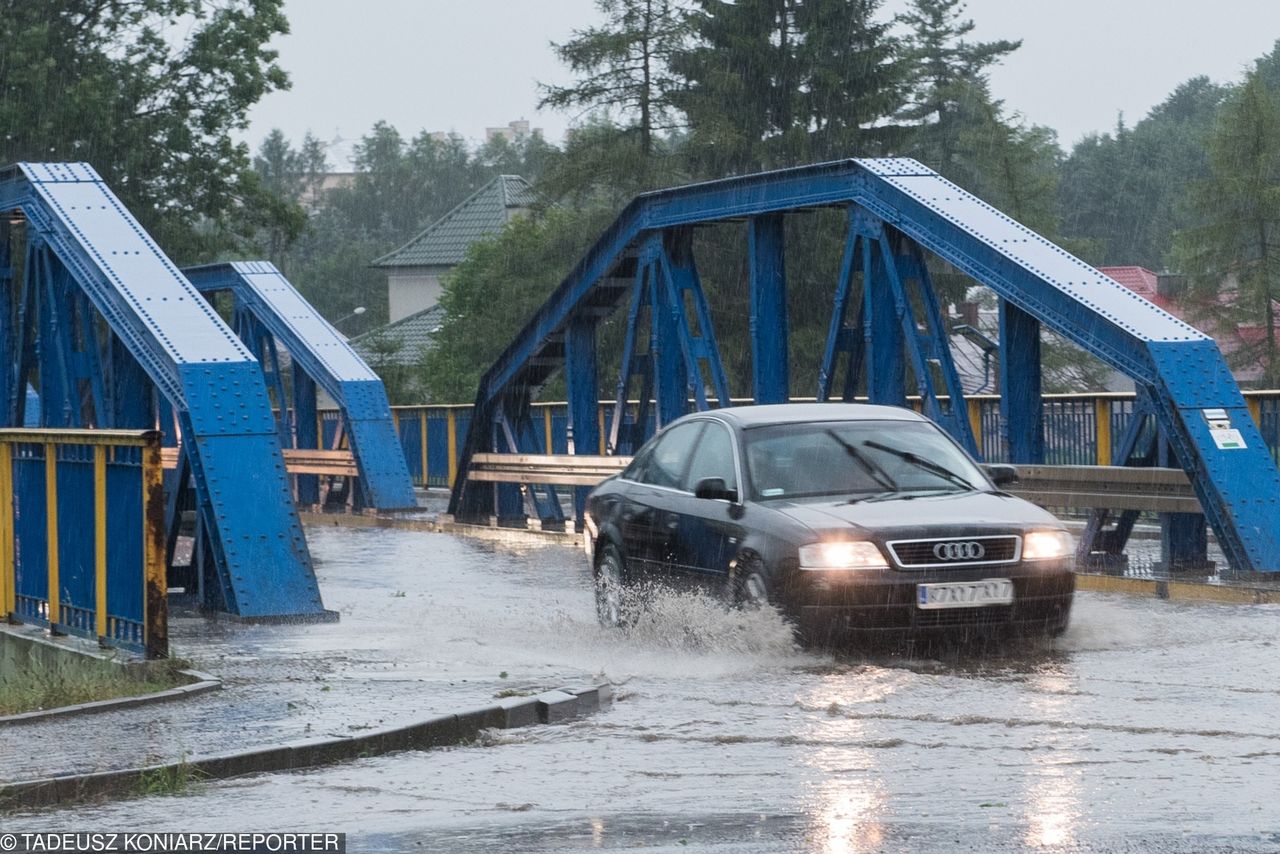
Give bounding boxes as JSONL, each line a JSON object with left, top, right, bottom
{"left": 8, "top": 527, "right": 1280, "bottom": 852}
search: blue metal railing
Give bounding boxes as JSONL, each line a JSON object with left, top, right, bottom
{"left": 0, "top": 429, "right": 167, "bottom": 658}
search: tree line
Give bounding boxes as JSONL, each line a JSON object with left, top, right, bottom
{"left": 5, "top": 1, "right": 1279, "bottom": 399}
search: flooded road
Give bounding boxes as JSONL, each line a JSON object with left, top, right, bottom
{"left": 8, "top": 526, "right": 1280, "bottom": 852}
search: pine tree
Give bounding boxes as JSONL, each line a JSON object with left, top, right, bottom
{"left": 797, "top": 0, "right": 908, "bottom": 160}
{"left": 898, "top": 0, "right": 1020, "bottom": 174}
{"left": 672, "top": 0, "right": 908, "bottom": 175}
{"left": 1174, "top": 64, "right": 1280, "bottom": 385}
{"left": 538, "top": 0, "right": 691, "bottom": 157}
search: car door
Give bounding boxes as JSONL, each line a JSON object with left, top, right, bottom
{"left": 667, "top": 420, "right": 746, "bottom": 590}
{"left": 618, "top": 421, "right": 705, "bottom": 581}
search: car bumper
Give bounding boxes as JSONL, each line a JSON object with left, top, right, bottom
{"left": 784, "top": 560, "right": 1075, "bottom": 637}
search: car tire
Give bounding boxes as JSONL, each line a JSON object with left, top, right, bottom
{"left": 730, "top": 558, "right": 772, "bottom": 610}
{"left": 595, "top": 542, "right": 633, "bottom": 629}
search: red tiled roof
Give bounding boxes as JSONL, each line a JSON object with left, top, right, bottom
{"left": 1096, "top": 266, "right": 1177, "bottom": 311}
{"left": 1097, "top": 265, "right": 1278, "bottom": 383}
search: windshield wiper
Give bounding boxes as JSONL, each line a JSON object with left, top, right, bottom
{"left": 844, "top": 489, "right": 898, "bottom": 505}
{"left": 823, "top": 429, "right": 897, "bottom": 491}
{"left": 862, "top": 440, "right": 976, "bottom": 492}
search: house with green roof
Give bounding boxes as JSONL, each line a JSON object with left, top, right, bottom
{"left": 371, "top": 174, "right": 536, "bottom": 322}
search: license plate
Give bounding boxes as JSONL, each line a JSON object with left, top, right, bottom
{"left": 917, "top": 578, "right": 1014, "bottom": 609}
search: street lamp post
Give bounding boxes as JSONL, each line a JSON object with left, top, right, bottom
{"left": 332, "top": 305, "right": 367, "bottom": 331}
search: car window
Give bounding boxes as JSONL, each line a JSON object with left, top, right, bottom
{"left": 683, "top": 422, "right": 737, "bottom": 492}
{"left": 744, "top": 419, "right": 988, "bottom": 500}
{"left": 620, "top": 445, "right": 653, "bottom": 481}
{"left": 633, "top": 421, "right": 704, "bottom": 489}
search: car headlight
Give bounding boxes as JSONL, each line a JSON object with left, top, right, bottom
{"left": 1023, "top": 530, "right": 1072, "bottom": 561}
{"left": 799, "top": 541, "right": 888, "bottom": 570}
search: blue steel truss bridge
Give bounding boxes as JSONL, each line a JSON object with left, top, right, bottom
{"left": 449, "top": 158, "right": 1280, "bottom": 577}
{"left": 0, "top": 163, "right": 413, "bottom": 620}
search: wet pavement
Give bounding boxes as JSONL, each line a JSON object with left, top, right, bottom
{"left": 6, "top": 525, "right": 1280, "bottom": 853}
{"left": 1, "top": 526, "right": 605, "bottom": 784}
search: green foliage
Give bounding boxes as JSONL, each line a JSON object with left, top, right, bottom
{"left": 359, "top": 330, "right": 425, "bottom": 404}
{"left": 1060, "top": 77, "right": 1226, "bottom": 268}
{"left": 0, "top": 0, "right": 292, "bottom": 261}
{"left": 1173, "top": 53, "right": 1280, "bottom": 384}
{"left": 539, "top": 119, "right": 691, "bottom": 208}
{"left": 539, "top": 0, "right": 692, "bottom": 157}
{"left": 136, "top": 754, "right": 206, "bottom": 797}
{"left": 0, "top": 659, "right": 181, "bottom": 716}
{"left": 258, "top": 123, "right": 553, "bottom": 336}
{"left": 420, "top": 207, "right": 615, "bottom": 402}
{"left": 898, "top": 0, "right": 1020, "bottom": 175}
{"left": 671, "top": 0, "right": 909, "bottom": 174}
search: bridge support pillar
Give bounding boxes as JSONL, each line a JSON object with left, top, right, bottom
{"left": 1156, "top": 434, "right": 1212, "bottom": 573}
{"left": 565, "top": 316, "right": 599, "bottom": 529}
{"left": 494, "top": 409, "right": 527, "bottom": 527}
{"left": 651, "top": 260, "right": 689, "bottom": 427}
{"left": 293, "top": 368, "right": 319, "bottom": 506}
{"left": 998, "top": 298, "right": 1044, "bottom": 463}
{"left": 865, "top": 231, "right": 905, "bottom": 407}
{"left": 749, "top": 214, "right": 789, "bottom": 404}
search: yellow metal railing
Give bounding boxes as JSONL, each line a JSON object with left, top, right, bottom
{"left": 328, "top": 390, "right": 1280, "bottom": 488}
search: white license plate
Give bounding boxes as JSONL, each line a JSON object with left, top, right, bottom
{"left": 917, "top": 578, "right": 1014, "bottom": 609}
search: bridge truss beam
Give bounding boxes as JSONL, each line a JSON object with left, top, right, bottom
{"left": 182, "top": 262, "right": 416, "bottom": 511}
{"left": 451, "top": 158, "right": 1280, "bottom": 575}
{"left": 0, "top": 163, "right": 326, "bottom": 618}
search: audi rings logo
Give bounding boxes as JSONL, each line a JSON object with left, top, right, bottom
{"left": 933, "top": 541, "right": 986, "bottom": 561}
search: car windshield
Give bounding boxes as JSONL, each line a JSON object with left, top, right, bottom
{"left": 743, "top": 419, "right": 989, "bottom": 501}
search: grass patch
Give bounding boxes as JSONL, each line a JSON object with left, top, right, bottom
{"left": 0, "top": 662, "right": 183, "bottom": 716}
{"left": 136, "top": 754, "right": 206, "bottom": 797}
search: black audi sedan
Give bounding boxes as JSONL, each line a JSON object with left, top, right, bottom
{"left": 582, "top": 403, "right": 1074, "bottom": 643}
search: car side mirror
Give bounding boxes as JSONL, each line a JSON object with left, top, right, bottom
{"left": 985, "top": 464, "right": 1019, "bottom": 487}
{"left": 694, "top": 476, "right": 738, "bottom": 502}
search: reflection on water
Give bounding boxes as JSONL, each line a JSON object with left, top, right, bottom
{"left": 804, "top": 674, "right": 893, "bottom": 853}
{"left": 1024, "top": 759, "right": 1081, "bottom": 848}
{"left": 814, "top": 777, "right": 886, "bottom": 854}
{"left": 589, "top": 817, "right": 605, "bottom": 847}
{"left": 1022, "top": 666, "right": 1084, "bottom": 848}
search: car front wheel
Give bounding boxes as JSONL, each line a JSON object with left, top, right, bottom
{"left": 595, "top": 542, "right": 632, "bottom": 628}
{"left": 730, "top": 558, "right": 772, "bottom": 610}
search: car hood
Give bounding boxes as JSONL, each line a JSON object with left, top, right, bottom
{"left": 773, "top": 490, "right": 1061, "bottom": 538}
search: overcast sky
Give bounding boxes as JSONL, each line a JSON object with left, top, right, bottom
{"left": 244, "top": 0, "right": 1280, "bottom": 168}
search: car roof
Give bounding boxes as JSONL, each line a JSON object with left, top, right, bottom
{"left": 692, "top": 403, "right": 929, "bottom": 428}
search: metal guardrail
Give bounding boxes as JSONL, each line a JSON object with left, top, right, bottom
{"left": 464, "top": 454, "right": 1202, "bottom": 515}
{"left": 469, "top": 453, "right": 630, "bottom": 486}
{"left": 0, "top": 429, "right": 167, "bottom": 658}
{"left": 161, "top": 447, "right": 359, "bottom": 477}
{"left": 338, "top": 390, "right": 1280, "bottom": 493}
{"left": 1006, "top": 465, "right": 1198, "bottom": 513}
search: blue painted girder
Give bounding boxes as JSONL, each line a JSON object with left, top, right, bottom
{"left": 182, "top": 262, "right": 416, "bottom": 510}
{"left": 452, "top": 157, "right": 1280, "bottom": 574}
{"left": 0, "top": 163, "right": 325, "bottom": 617}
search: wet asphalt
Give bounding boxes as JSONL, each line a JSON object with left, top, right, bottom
{"left": 5, "top": 525, "right": 1280, "bottom": 853}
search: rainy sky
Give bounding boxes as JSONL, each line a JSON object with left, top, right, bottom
{"left": 245, "top": 0, "right": 1280, "bottom": 162}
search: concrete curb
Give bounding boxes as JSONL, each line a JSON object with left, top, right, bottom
{"left": 0, "top": 671, "right": 221, "bottom": 728}
{"left": 0, "top": 683, "right": 612, "bottom": 813}
{"left": 1075, "top": 572, "right": 1280, "bottom": 605}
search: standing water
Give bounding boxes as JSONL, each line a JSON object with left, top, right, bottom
{"left": 7, "top": 526, "right": 1280, "bottom": 853}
